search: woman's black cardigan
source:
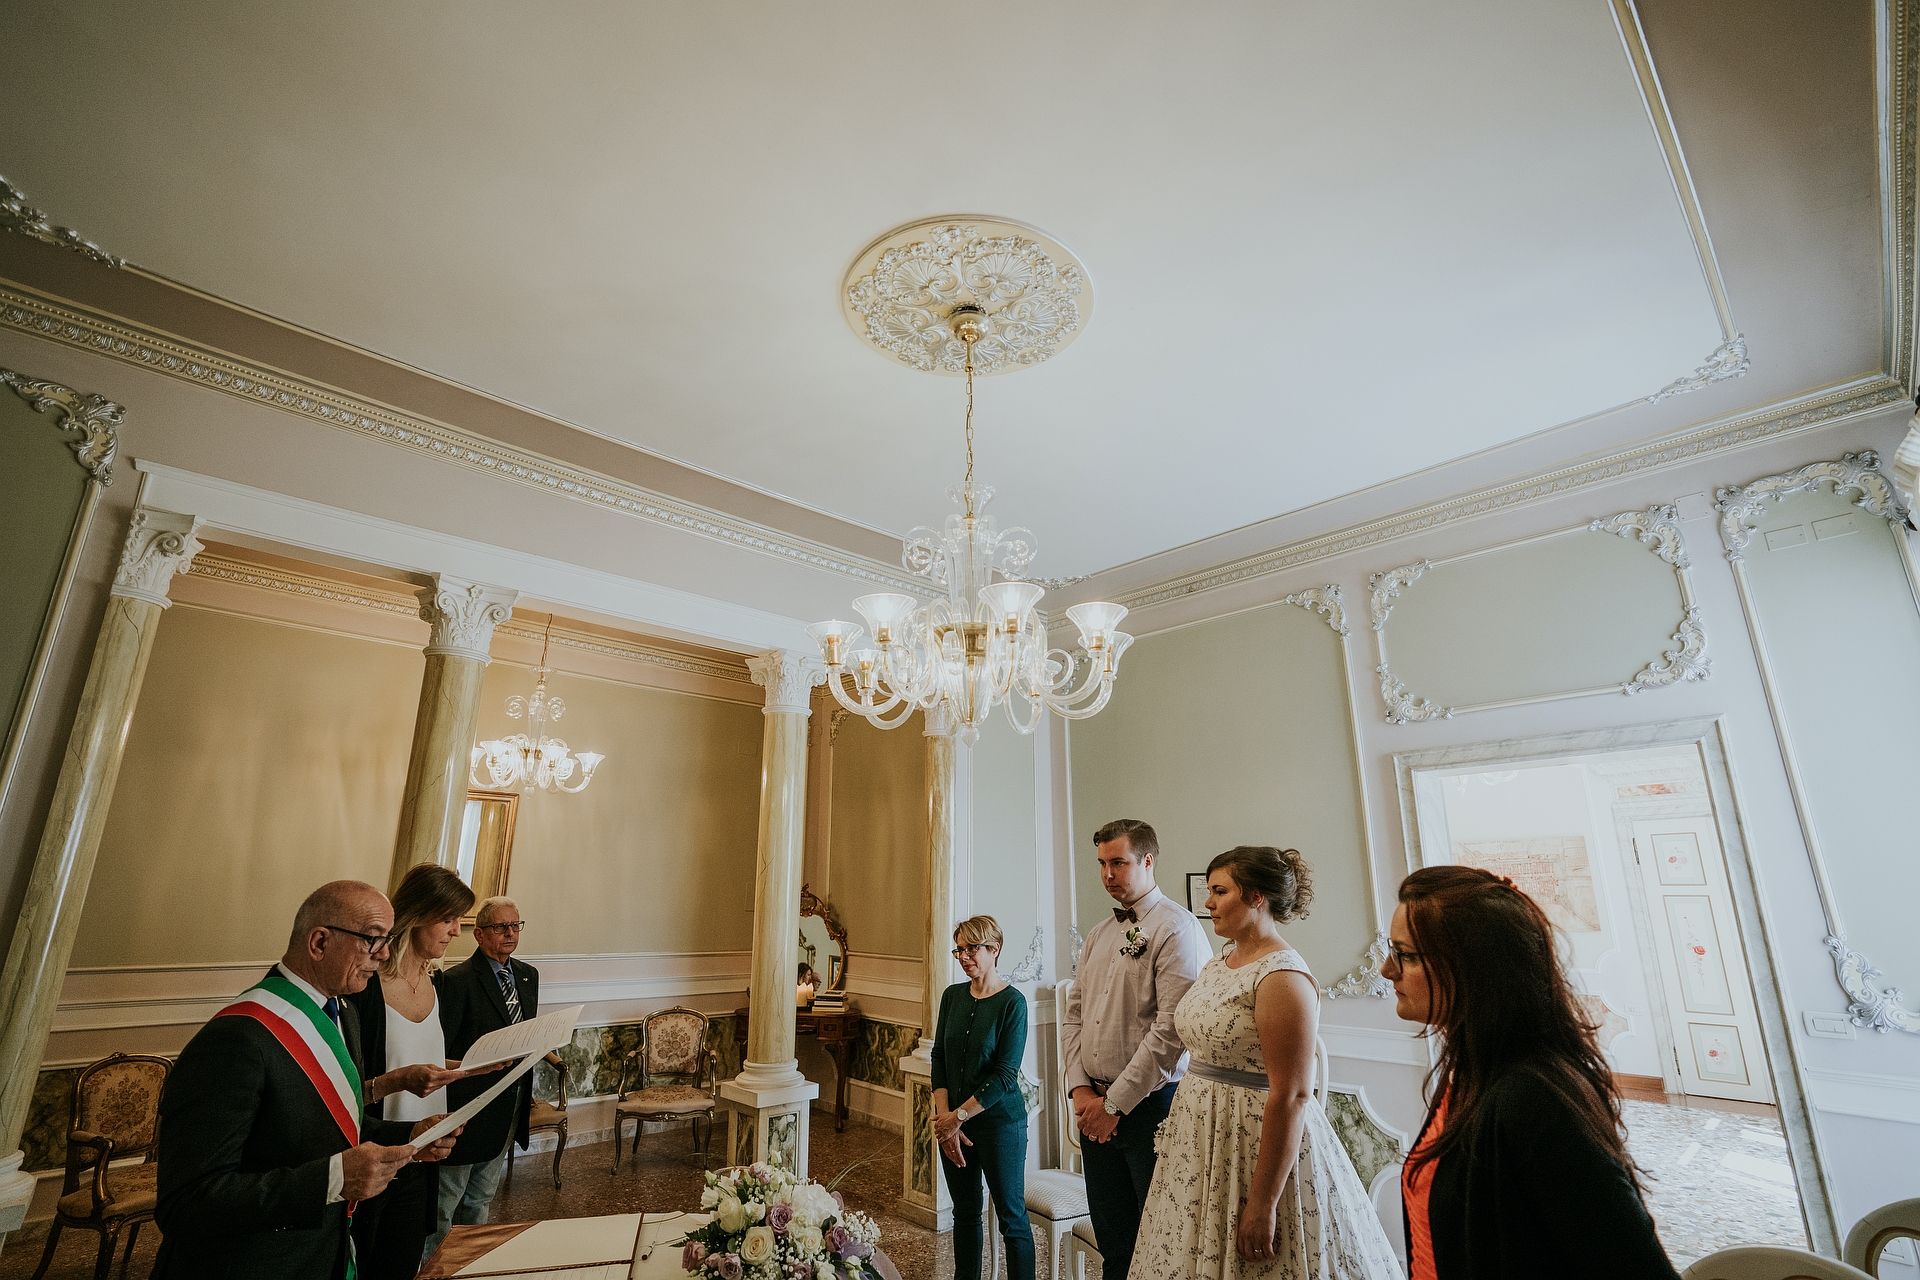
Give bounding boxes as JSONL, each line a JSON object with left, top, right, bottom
{"left": 1406, "top": 1063, "right": 1682, "bottom": 1280}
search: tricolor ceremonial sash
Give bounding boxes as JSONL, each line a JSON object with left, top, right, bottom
{"left": 213, "top": 971, "right": 363, "bottom": 1148}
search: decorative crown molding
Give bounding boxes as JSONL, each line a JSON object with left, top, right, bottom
{"left": 747, "top": 649, "right": 826, "bottom": 715}
{"left": 1, "top": 367, "right": 122, "bottom": 484}
{"left": 0, "top": 177, "right": 123, "bottom": 269}
{"left": 184, "top": 553, "right": 419, "bottom": 616}
{"left": 1106, "top": 378, "right": 1906, "bottom": 616}
{"left": 1648, "top": 334, "right": 1750, "bottom": 403}
{"left": 1281, "top": 584, "right": 1348, "bottom": 635}
{"left": 418, "top": 575, "right": 519, "bottom": 661}
{"left": 1588, "top": 503, "right": 1690, "bottom": 568}
{"left": 0, "top": 284, "right": 929, "bottom": 599}
{"left": 492, "top": 619, "right": 751, "bottom": 685}
{"left": 1715, "top": 449, "right": 1910, "bottom": 560}
{"left": 112, "top": 507, "right": 204, "bottom": 608}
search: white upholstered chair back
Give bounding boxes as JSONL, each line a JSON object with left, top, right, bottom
{"left": 1681, "top": 1245, "right": 1875, "bottom": 1279}
{"left": 1846, "top": 1199, "right": 1920, "bottom": 1277}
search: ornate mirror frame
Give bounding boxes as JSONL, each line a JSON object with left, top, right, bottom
{"left": 458, "top": 788, "right": 520, "bottom": 926}
{"left": 798, "top": 884, "right": 849, "bottom": 993}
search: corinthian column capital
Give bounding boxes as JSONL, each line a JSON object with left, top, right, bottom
{"left": 747, "top": 649, "right": 825, "bottom": 715}
{"left": 417, "top": 575, "right": 519, "bottom": 661}
{"left": 110, "top": 507, "right": 205, "bottom": 608}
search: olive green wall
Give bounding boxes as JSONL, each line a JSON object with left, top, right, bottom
{"left": 828, "top": 711, "right": 926, "bottom": 958}
{"left": 1068, "top": 600, "right": 1372, "bottom": 979}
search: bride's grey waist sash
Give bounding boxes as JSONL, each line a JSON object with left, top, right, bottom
{"left": 1184, "top": 1059, "right": 1269, "bottom": 1090}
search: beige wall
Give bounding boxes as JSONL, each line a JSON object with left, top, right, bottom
{"left": 469, "top": 659, "right": 762, "bottom": 956}
{"left": 74, "top": 607, "right": 421, "bottom": 965}
{"left": 829, "top": 712, "right": 926, "bottom": 959}
{"left": 1069, "top": 601, "right": 1373, "bottom": 979}
{"left": 972, "top": 713, "right": 1038, "bottom": 968}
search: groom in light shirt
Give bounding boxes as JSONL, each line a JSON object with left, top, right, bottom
{"left": 1061, "top": 818, "right": 1209, "bottom": 1279}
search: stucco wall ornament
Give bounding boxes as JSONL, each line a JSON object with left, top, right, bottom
{"left": 1588, "top": 503, "right": 1690, "bottom": 568}
{"left": 1827, "top": 936, "right": 1920, "bottom": 1034}
{"left": 1, "top": 368, "right": 122, "bottom": 484}
{"left": 1623, "top": 605, "right": 1710, "bottom": 693}
{"left": 1715, "top": 450, "right": 1909, "bottom": 560}
{"left": 1368, "top": 562, "right": 1452, "bottom": 724}
{"left": 1324, "top": 930, "right": 1394, "bottom": 1000}
{"left": 1282, "top": 585, "right": 1348, "bottom": 636}
{"left": 842, "top": 216, "right": 1090, "bottom": 376}
{"left": 0, "top": 176, "right": 123, "bottom": 268}
{"left": 1006, "top": 927, "right": 1045, "bottom": 983}
{"left": 748, "top": 649, "right": 827, "bottom": 715}
{"left": 112, "top": 508, "right": 206, "bottom": 608}
{"left": 1647, "top": 334, "right": 1750, "bottom": 403}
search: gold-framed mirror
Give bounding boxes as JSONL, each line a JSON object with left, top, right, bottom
{"left": 456, "top": 788, "right": 519, "bottom": 924}
{"left": 797, "top": 884, "right": 848, "bottom": 1000}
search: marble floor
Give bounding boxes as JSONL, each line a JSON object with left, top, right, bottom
{"left": 0, "top": 1116, "right": 1072, "bottom": 1280}
{"left": 1621, "top": 1098, "right": 1809, "bottom": 1268}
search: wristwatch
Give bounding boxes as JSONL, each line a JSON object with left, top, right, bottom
{"left": 1103, "top": 1095, "right": 1121, "bottom": 1117}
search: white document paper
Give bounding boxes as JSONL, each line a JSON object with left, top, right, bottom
{"left": 409, "top": 1005, "right": 582, "bottom": 1150}
{"left": 452, "top": 1213, "right": 645, "bottom": 1275}
{"left": 456, "top": 1004, "right": 584, "bottom": 1072}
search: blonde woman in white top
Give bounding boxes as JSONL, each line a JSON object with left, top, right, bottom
{"left": 344, "top": 864, "right": 488, "bottom": 1278}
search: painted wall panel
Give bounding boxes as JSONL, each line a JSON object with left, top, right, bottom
{"left": 829, "top": 711, "right": 926, "bottom": 959}
{"left": 972, "top": 713, "right": 1039, "bottom": 967}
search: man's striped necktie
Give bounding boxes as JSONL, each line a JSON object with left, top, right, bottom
{"left": 496, "top": 966, "right": 522, "bottom": 1024}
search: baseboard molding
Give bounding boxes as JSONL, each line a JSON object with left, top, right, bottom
{"left": 845, "top": 1078, "right": 905, "bottom": 1133}
{"left": 1807, "top": 1067, "right": 1920, "bottom": 1127}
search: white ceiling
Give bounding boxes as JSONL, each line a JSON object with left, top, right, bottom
{"left": 4, "top": 1, "right": 1724, "bottom": 577}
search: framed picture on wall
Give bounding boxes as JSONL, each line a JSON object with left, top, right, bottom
{"left": 1187, "top": 872, "right": 1210, "bottom": 917}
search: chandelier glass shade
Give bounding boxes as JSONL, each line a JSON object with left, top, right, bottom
{"left": 808, "top": 306, "right": 1130, "bottom": 746}
{"left": 469, "top": 617, "right": 606, "bottom": 794}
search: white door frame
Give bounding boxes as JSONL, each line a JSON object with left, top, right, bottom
{"left": 1392, "top": 716, "right": 1839, "bottom": 1255}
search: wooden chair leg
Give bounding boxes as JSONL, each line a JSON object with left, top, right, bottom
{"left": 611, "top": 1117, "right": 624, "bottom": 1173}
{"left": 552, "top": 1120, "right": 566, "bottom": 1189}
{"left": 27, "top": 1221, "right": 61, "bottom": 1280}
{"left": 92, "top": 1226, "right": 119, "bottom": 1280}
{"left": 119, "top": 1222, "right": 141, "bottom": 1278}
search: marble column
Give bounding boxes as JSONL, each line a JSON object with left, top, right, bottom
{"left": 720, "top": 649, "right": 824, "bottom": 1174}
{"left": 898, "top": 702, "right": 961, "bottom": 1231}
{"left": 0, "top": 507, "right": 203, "bottom": 1240}
{"left": 388, "top": 575, "right": 518, "bottom": 891}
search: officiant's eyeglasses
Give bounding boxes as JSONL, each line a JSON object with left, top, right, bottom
{"left": 324, "top": 924, "right": 393, "bottom": 955}
{"left": 476, "top": 921, "right": 527, "bottom": 934}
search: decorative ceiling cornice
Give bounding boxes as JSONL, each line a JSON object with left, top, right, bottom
{"left": 1106, "top": 376, "right": 1909, "bottom": 615}
{"left": 0, "top": 282, "right": 929, "bottom": 598}
{"left": 1883, "top": 0, "right": 1920, "bottom": 388}
{"left": 0, "top": 177, "right": 124, "bottom": 269}
{"left": 183, "top": 551, "right": 752, "bottom": 683}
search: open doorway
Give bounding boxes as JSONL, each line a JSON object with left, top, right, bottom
{"left": 1395, "top": 720, "right": 1834, "bottom": 1266}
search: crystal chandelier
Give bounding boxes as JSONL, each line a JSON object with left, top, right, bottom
{"left": 469, "top": 616, "right": 606, "bottom": 794}
{"left": 807, "top": 305, "right": 1131, "bottom": 747}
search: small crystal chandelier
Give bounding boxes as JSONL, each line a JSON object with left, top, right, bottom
{"left": 470, "top": 615, "right": 605, "bottom": 794}
{"left": 807, "top": 305, "right": 1131, "bottom": 747}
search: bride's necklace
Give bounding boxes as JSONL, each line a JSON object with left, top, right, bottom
{"left": 402, "top": 960, "right": 430, "bottom": 994}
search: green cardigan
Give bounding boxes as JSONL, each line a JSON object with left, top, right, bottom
{"left": 929, "top": 981, "right": 1028, "bottom": 1126}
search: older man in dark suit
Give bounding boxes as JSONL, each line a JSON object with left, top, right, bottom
{"left": 430, "top": 895, "right": 540, "bottom": 1253}
{"left": 153, "top": 881, "right": 461, "bottom": 1280}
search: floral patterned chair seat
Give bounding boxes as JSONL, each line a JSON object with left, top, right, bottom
{"left": 30, "top": 1051, "right": 171, "bottom": 1280}
{"left": 611, "top": 1007, "right": 717, "bottom": 1171}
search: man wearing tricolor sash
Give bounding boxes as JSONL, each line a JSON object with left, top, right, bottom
{"left": 154, "top": 881, "right": 463, "bottom": 1280}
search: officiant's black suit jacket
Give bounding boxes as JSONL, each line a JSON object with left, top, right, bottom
{"left": 152, "top": 969, "right": 413, "bottom": 1280}
{"left": 438, "top": 953, "right": 540, "bottom": 1163}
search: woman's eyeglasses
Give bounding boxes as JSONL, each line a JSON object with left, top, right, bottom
{"left": 950, "top": 943, "right": 993, "bottom": 958}
{"left": 1386, "top": 945, "right": 1423, "bottom": 967}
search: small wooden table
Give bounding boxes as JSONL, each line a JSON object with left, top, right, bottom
{"left": 734, "top": 1004, "right": 864, "bottom": 1132}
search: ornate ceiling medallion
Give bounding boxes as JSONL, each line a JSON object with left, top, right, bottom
{"left": 841, "top": 216, "right": 1091, "bottom": 376}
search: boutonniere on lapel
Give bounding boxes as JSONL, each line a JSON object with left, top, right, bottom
{"left": 1119, "top": 926, "right": 1147, "bottom": 959}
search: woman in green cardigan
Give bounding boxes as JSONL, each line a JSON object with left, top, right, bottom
{"left": 931, "top": 914, "right": 1035, "bottom": 1280}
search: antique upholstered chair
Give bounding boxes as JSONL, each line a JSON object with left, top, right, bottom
{"left": 506, "top": 1050, "right": 570, "bottom": 1189}
{"left": 1681, "top": 1245, "right": 1874, "bottom": 1280}
{"left": 30, "top": 1052, "right": 171, "bottom": 1280}
{"left": 610, "top": 1006, "right": 718, "bottom": 1171}
{"left": 1846, "top": 1199, "right": 1920, "bottom": 1276}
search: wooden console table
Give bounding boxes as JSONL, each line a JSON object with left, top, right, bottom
{"left": 735, "top": 1005, "right": 864, "bottom": 1132}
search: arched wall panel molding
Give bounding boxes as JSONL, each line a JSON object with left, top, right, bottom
{"left": 1368, "top": 504, "right": 1710, "bottom": 725}
{"left": 1069, "top": 588, "right": 1387, "bottom": 993}
{"left": 0, "top": 370, "right": 117, "bottom": 817}
{"left": 1716, "top": 450, "right": 1920, "bottom": 1035}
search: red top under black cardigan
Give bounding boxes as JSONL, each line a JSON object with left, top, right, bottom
{"left": 1403, "top": 1062, "right": 1684, "bottom": 1280}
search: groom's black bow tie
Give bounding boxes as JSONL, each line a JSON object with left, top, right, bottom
{"left": 1113, "top": 907, "right": 1138, "bottom": 923}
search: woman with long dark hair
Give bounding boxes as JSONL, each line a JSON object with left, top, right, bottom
{"left": 1383, "top": 865, "right": 1680, "bottom": 1279}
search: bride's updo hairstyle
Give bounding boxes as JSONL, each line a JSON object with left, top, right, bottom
{"left": 1206, "top": 846, "right": 1314, "bottom": 921}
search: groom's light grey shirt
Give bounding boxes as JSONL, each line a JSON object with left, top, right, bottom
{"left": 1061, "top": 885, "right": 1209, "bottom": 1115}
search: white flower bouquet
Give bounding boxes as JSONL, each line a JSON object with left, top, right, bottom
{"left": 680, "top": 1159, "right": 882, "bottom": 1280}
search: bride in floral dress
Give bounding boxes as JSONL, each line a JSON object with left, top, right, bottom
{"left": 1130, "top": 847, "right": 1403, "bottom": 1280}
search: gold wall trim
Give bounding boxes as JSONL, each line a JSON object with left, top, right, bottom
{"left": 0, "top": 283, "right": 926, "bottom": 598}
{"left": 1108, "top": 377, "right": 1908, "bottom": 615}
{"left": 183, "top": 552, "right": 752, "bottom": 684}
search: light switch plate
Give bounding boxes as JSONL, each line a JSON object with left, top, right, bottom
{"left": 1803, "top": 1011, "right": 1857, "bottom": 1040}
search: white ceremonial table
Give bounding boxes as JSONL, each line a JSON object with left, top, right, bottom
{"left": 420, "top": 1210, "right": 904, "bottom": 1280}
